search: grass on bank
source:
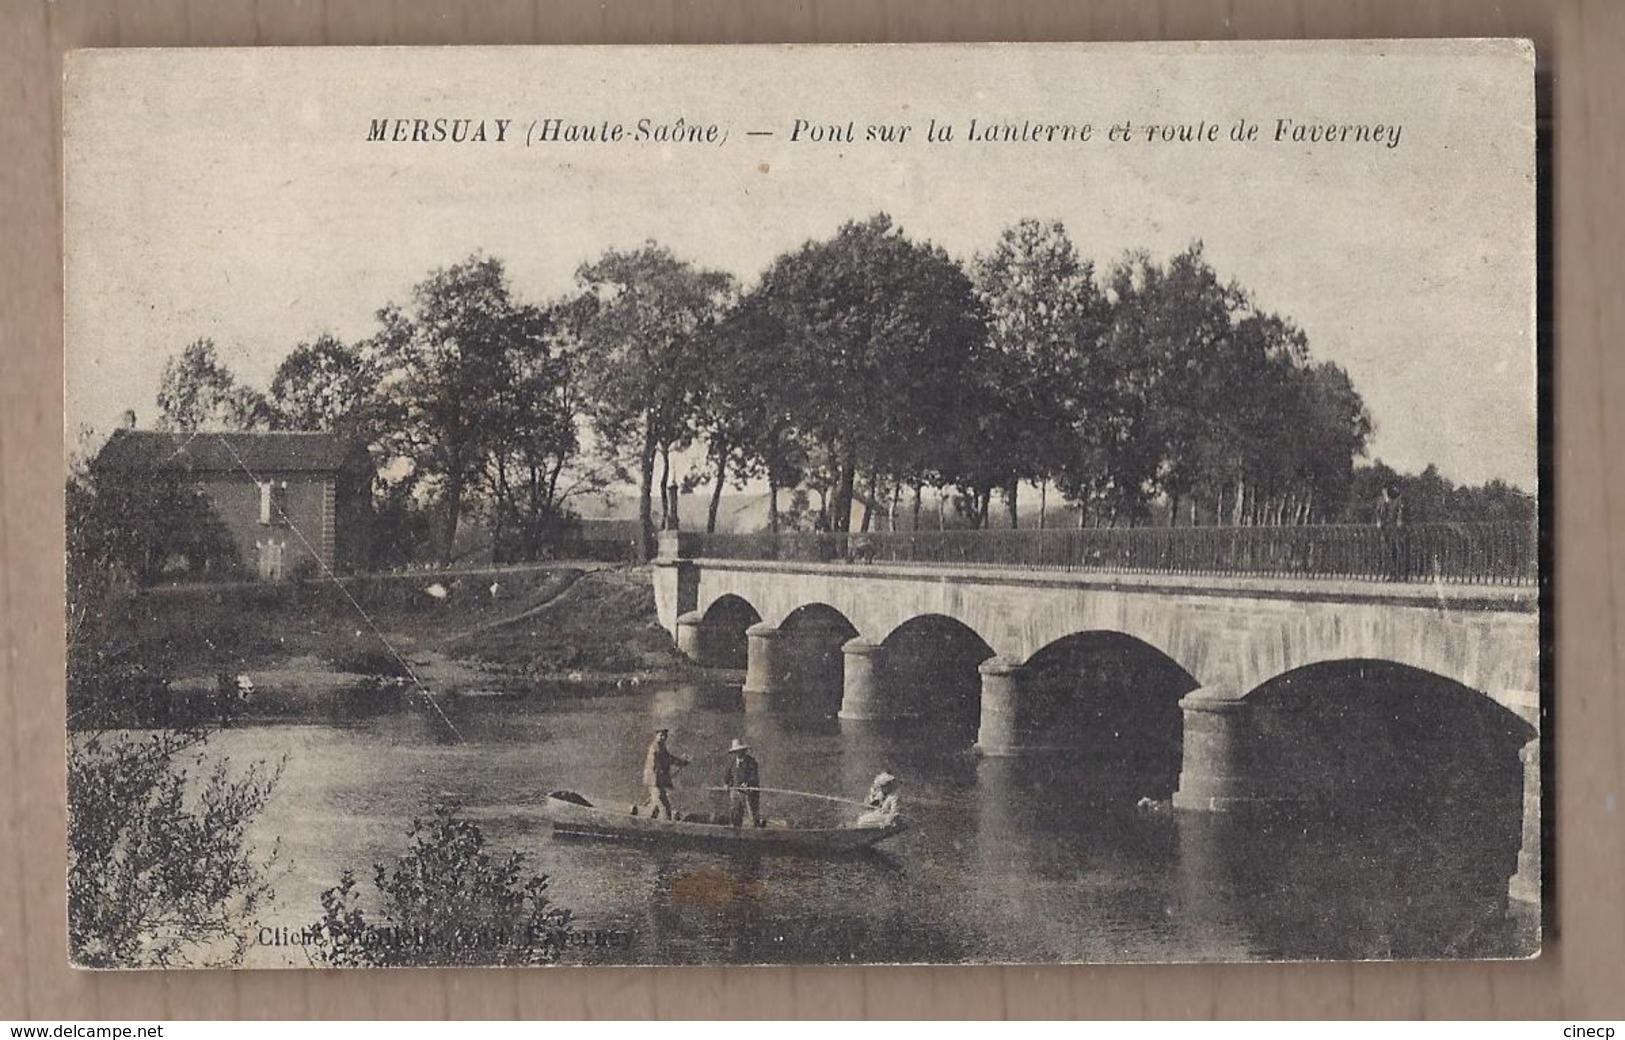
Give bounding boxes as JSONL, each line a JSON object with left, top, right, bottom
{"left": 78, "top": 564, "right": 685, "bottom": 684}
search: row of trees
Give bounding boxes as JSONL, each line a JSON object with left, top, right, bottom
{"left": 1346, "top": 461, "right": 1536, "bottom": 526}
{"left": 148, "top": 214, "right": 1410, "bottom": 562}
{"left": 698, "top": 216, "right": 1374, "bottom": 537}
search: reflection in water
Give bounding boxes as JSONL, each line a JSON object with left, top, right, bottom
{"left": 652, "top": 681, "right": 744, "bottom": 717}
{"left": 188, "top": 669, "right": 1533, "bottom": 966}
{"left": 1175, "top": 808, "right": 1528, "bottom": 960}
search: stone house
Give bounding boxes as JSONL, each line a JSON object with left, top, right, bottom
{"left": 94, "top": 429, "right": 374, "bottom": 580}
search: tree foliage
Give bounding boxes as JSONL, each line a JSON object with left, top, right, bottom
{"left": 268, "top": 333, "right": 380, "bottom": 436}
{"left": 368, "top": 255, "right": 555, "bottom": 562}
{"left": 155, "top": 338, "right": 270, "bottom": 432}
{"left": 312, "top": 807, "right": 571, "bottom": 967}
{"left": 748, "top": 214, "right": 986, "bottom": 532}
{"left": 1067, "top": 244, "right": 1376, "bottom": 527}
{"left": 688, "top": 288, "right": 810, "bottom": 533}
{"left": 688, "top": 223, "right": 1381, "bottom": 532}
{"left": 571, "top": 244, "right": 734, "bottom": 557}
{"left": 130, "top": 219, "right": 1522, "bottom": 556}
{"left": 68, "top": 463, "right": 238, "bottom": 591}
{"left": 479, "top": 309, "right": 599, "bottom": 561}
{"left": 969, "top": 218, "right": 1108, "bottom": 526}
{"left": 1341, "top": 461, "right": 1535, "bottom": 526}
{"left": 68, "top": 729, "right": 282, "bottom": 968}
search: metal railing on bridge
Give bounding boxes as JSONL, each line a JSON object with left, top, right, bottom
{"left": 682, "top": 523, "right": 1538, "bottom": 586}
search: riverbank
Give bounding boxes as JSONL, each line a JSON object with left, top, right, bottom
{"left": 70, "top": 564, "right": 690, "bottom": 721}
{"left": 440, "top": 566, "right": 681, "bottom": 677}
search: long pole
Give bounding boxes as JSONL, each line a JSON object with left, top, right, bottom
{"left": 705, "top": 785, "right": 874, "bottom": 810}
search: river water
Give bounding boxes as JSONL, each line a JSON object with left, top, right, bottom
{"left": 207, "top": 676, "right": 1536, "bottom": 967}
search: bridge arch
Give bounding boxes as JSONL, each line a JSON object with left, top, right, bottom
{"left": 700, "top": 591, "right": 761, "bottom": 625}
{"left": 780, "top": 601, "right": 859, "bottom": 637}
{"left": 691, "top": 593, "right": 761, "bottom": 669}
{"left": 1025, "top": 630, "right": 1198, "bottom": 684}
{"left": 1226, "top": 613, "right": 1538, "bottom": 721}
{"left": 1242, "top": 658, "right": 1535, "bottom": 801}
{"left": 1231, "top": 659, "right": 1537, "bottom": 940}
{"left": 872, "top": 611, "right": 995, "bottom": 653}
{"left": 877, "top": 614, "right": 996, "bottom": 729}
{"left": 1018, "top": 631, "right": 1200, "bottom": 795}
{"left": 776, "top": 603, "right": 860, "bottom": 711}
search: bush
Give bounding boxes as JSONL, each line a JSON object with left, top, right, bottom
{"left": 311, "top": 807, "right": 571, "bottom": 966}
{"left": 68, "top": 729, "right": 283, "bottom": 967}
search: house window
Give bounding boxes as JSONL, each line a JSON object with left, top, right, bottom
{"left": 259, "top": 480, "right": 289, "bottom": 526}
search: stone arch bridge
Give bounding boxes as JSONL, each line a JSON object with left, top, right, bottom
{"left": 652, "top": 532, "right": 1541, "bottom": 904}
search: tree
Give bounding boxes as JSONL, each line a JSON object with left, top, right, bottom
{"left": 367, "top": 477, "right": 439, "bottom": 570}
{"left": 1126, "top": 244, "right": 1248, "bottom": 524}
{"left": 1279, "top": 359, "right": 1372, "bottom": 523}
{"left": 751, "top": 214, "right": 986, "bottom": 532}
{"left": 970, "top": 219, "right": 1108, "bottom": 527}
{"left": 1050, "top": 251, "right": 1167, "bottom": 525}
{"left": 268, "top": 333, "right": 380, "bottom": 436}
{"left": 155, "top": 338, "right": 270, "bottom": 431}
{"left": 691, "top": 293, "right": 807, "bottom": 533}
{"left": 1078, "top": 244, "right": 1369, "bottom": 527}
{"left": 1192, "top": 307, "right": 1303, "bottom": 525}
{"left": 69, "top": 458, "right": 239, "bottom": 587}
{"left": 572, "top": 244, "right": 734, "bottom": 559}
{"left": 69, "top": 729, "right": 281, "bottom": 967}
{"left": 313, "top": 807, "right": 571, "bottom": 967}
{"left": 1341, "top": 462, "right": 1532, "bottom": 526}
{"left": 368, "top": 255, "right": 549, "bottom": 563}
{"left": 480, "top": 305, "right": 601, "bottom": 561}
{"left": 66, "top": 448, "right": 282, "bottom": 969}
{"left": 1450, "top": 478, "right": 1537, "bottom": 525}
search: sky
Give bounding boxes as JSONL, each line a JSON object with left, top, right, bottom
{"left": 65, "top": 42, "right": 1537, "bottom": 491}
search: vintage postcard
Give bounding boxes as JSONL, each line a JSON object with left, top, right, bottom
{"left": 63, "top": 41, "right": 1539, "bottom": 968}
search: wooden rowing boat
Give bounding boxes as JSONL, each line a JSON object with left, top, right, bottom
{"left": 543, "top": 791, "right": 905, "bottom": 852}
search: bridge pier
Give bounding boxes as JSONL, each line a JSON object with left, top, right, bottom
{"left": 742, "top": 622, "right": 789, "bottom": 697}
{"left": 974, "top": 657, "right": 1045, "bottom": 756}
{"left": 1508, "top": 737, "right": 1541, "bottom": 906}
{"left": 676, "top": 609, "right": 753, "bottom": 670}
{"left": 838, "top": 639, "right": 902, "bottom": 719}
{"left": 674, "top": 610, "right": 708, "bottom": 663}
{"left": 1172, "top": 689, "right": 1276, "bottom": 812}
{"left": 741, "top": 620, "right": 851, "bottom": 714}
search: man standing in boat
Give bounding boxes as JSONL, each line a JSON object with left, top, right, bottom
{"left": 724, "top": 738, "right": 763, "bottom": 827}
{"left": 643, "top": 728, "right": 689, "bottom": 820}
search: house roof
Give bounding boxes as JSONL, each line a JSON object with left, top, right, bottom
{"left": 94, "top": 430, "right": 370, "bottom": 475}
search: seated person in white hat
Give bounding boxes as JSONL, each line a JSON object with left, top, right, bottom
{"left": 857, "top": 771, "right": 901, "bottom": 826}
{"left": 723, "top": 738, "right": 762, "bottom": 827}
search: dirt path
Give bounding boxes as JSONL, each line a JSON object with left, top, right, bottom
{"left": 428, "top": 566, "right": 603, "bottom": 648}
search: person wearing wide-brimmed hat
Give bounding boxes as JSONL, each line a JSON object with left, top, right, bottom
{"left": 723, "top": 738, "right": 762, "bottom": 827}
